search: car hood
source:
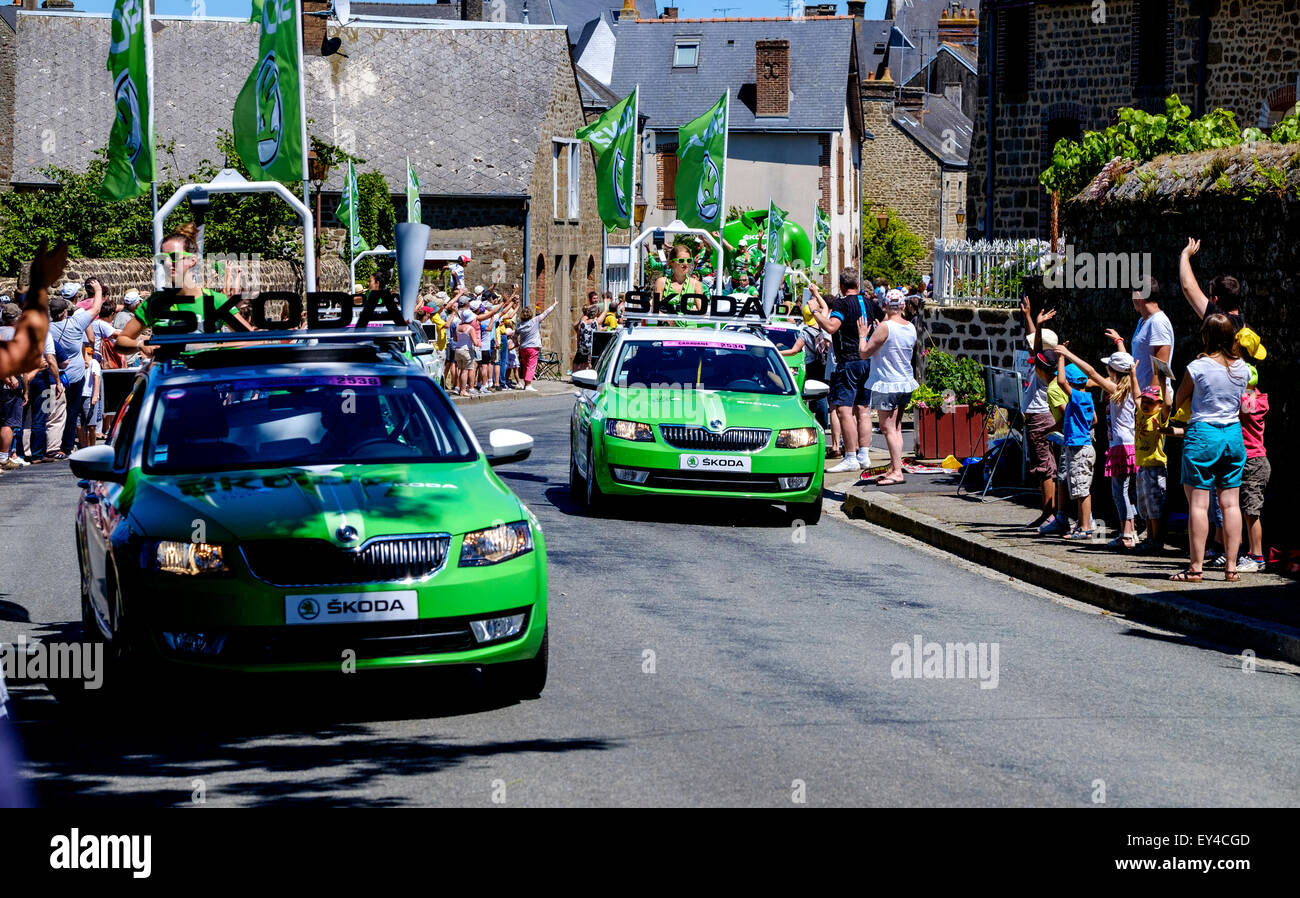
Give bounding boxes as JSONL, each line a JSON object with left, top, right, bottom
{"left": 125, "top": 462, "right": 521, "bottom": 544}
{"left": 600, "top": 387, "right": 810, "bottom": 430}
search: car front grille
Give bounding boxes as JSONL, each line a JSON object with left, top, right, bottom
{"left": 659, "top": 425, "right": 771, "bottom": 452}
{"left": 240, "top": 534, "right": 451, "bottom": 587}
{"left": 193, "top": 618, "right": 479, "bottom": 664}
{"left": 642, "top": 469, "right": 789, "bottom": 493}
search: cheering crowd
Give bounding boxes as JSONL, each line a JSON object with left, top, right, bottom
{"left": 1020, "top": 239, "right": 1271, "bottom": 581}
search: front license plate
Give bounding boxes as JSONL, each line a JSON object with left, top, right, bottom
{"left": 679, "top": 454, "right": 752, "bottom": 472}
{"left": 285, "top": 590, "right": 419, "bottom": 626}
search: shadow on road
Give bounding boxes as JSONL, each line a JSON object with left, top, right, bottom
{"left": 543, "top": 486, "right": 799, "bottom": 528}
{"left": 9, "top": 665, "right": 616, "bottom": 807}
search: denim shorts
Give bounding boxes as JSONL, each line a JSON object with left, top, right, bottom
{"left": 830, "top": 359, "right": 871, "bottom": 408}
{"left": 869, "top": 390, "right": 911, "bottom": 411}
{"left": 1181, "top": 420, "right": 1246, "bottom": 490}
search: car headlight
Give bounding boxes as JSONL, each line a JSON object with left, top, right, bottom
{"left": 459, "top": 521, "right": 533, "bottom": 567}
{"left": 776, "top": 427, "right": 819, "bottom": 448}
{"left": 605, "top": 419, "right": 655, "bottom": 441}
{"left": 154, "top": 540, "right": 229, "bottom": 575}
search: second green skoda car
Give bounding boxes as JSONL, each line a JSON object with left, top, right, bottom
{"left": 568, "top": 325, "right": 828, "bottom": 522}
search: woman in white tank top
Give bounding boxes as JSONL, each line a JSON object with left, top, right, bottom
{"left": 860, "top": 289, "right": 919, "bottom": 485}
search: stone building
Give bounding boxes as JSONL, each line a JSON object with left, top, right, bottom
{"left": 0, "top": 7, "right": 602, "bottom": 363}
{"left": 968, "top": 0, "right": 1300, "bottom": 240}
{"left": 853, "top": 5, "right": 975, "bottom": 267}
{"left": 609, "top": 15, "right": 865, "bottom": 291}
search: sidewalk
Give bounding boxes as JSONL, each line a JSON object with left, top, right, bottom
{"left": 446, "top": 378, "right": 574, "bottom": 405}
{"left": 827, "top": 464, "right": 1300, "bottom": 663}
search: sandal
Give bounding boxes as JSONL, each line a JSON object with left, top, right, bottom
{"left": 1225, "top": 571, "right": 1240, "bottom": 582}
{"left": 1169, "top": 569, "right": 1203, "bottom": 582}
{"left": 1062, "top": 529, "right": 1094, "bottom": 540}
{"left": 1107, "top": 535, "right": 1136, "bottom": 549}
{"left": 875, "top": 476, "right": 906, "bottom": 486}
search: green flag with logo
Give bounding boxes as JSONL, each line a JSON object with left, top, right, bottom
{"left": 99, "top": 0, "right": 155, "bottom": 200}
{"left": 576, "top": 87, "right": 637, "bottom": 232}
{"left": 406, "top": 156, "right": 421, "bottom": 223}
{"left": 675, "top": 93, "right": 727, "bottom": 232}
{"left": 337, "top": 160, "right": 369, "bottom": 257}
{"left": 811, "top": 205, "right": 830, "bottom": 274}
{"left": 232, "top": 0, "right": 303, "bottom": 182}
{"left": 765, "top": 201, "right": 788, "bottom": 264}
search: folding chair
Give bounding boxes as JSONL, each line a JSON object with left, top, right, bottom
{"left": 536, "top": 351, "right": 562, "bottom": 380}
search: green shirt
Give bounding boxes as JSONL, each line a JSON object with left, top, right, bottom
{"left": 135, "top": 290, "right": 229, "bottom": 332}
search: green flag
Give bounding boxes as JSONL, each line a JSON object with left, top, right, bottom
{"left": 675, "top": 93, "right": 727, "bottom": 232}
{"left": 406, "top": 157, "right": 421, "bottom": 223}
{"left": 576, "top": 87, "right": 637, "bottom": 232}
{"left": 811, "top": 205, "right": 830, "bottom": 274}
{"left": 337, "top": 160, "right": 369, "bottom": 257}
{"left": 765, "top": 201, "right": 788, "bottom": 264}
{"left": 232, "top": 0, "right": 303, "bottom": 182}
{"left": 99, "top": 0, "right": 155, "bottom": 200}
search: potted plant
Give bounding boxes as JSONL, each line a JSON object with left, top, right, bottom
{"left": 908, "top": 350, "right": 988, "bottom": 461}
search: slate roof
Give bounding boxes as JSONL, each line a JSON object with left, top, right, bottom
{"left": 608, "top": 17, "right": 858, "bottom": 133}
{"left": 891, "top": 92, "right": 972, "bottom": 168}
{"left": 9, "top": 12, "right": 570, "bottom": 197}
{"left": 550, "top": 0, "right": 657, "bottom": 44}
{"left": 887, "top": 0, "right": 979, "bottom": 84}
{"left": 575, "top": 62, "right": 620, "bottom": 108}
{"left": 350, "top": 2, "right": 459, "bottom": 20}
{"left": 853, "top": 18, "right": 893, "bottom": 81}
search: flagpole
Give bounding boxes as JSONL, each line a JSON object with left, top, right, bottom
{"left": 718, "top": 90, "right": 730, "bottom": 292}
{"left": 143, "top": 0, "right": 159, "bottom": 260}
{"left": 295, "top": 0, "right": 315, "bottom": 293}
{"left": 632, "top": 84, "right": 641, "bottom": 290}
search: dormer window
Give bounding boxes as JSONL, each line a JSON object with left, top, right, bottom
{"left": 674, "top": 40, "right": 700, "bottom": 68}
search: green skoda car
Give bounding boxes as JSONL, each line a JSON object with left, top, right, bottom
{"left": 69, "top": 334, "right": 548, "bottom": 697}
{"left": 568, "top": 325, "right": 828, "bottom": 523}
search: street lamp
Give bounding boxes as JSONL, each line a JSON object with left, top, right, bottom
{"left": 876, "top": 210, "right": 889, "bottom": 231}
{"left": 634, "top": 192, "right": 648, "bottom": 230}
{"left": 307, "top": 149, "right": 330, "bottom": 273}
{"left": 955, "top": 206, "right": 966, "bottom": 226}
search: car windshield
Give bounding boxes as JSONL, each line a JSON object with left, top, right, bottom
{"left": 613, "top": 339, "right": 794, "bottom": 395}
{"left": 143, "top": 375, "right": 476, "bottom": 473}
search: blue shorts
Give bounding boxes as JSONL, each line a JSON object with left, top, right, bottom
{"left": 830, "top": 359, "right": 871, "bottom": 408}
{"left": 1181, "top": 420, "right": 1246, "bottom": 490}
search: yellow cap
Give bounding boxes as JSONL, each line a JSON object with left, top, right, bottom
{"left": 1236, "top": 327, "right": 1266, "bottom": 361}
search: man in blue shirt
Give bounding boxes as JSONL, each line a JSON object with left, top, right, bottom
{"left": 44, "top": 288, "right": 104, "bottom": 457}
{"left": 810, "top": 270, "right": 882, "bottom": 473}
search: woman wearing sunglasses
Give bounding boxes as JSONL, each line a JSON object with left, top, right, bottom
{"left": 652, "top": 243, "right": 705, "bottom": 315}
{"left": 115, "top": 223, "right": 252, "bottom": 356}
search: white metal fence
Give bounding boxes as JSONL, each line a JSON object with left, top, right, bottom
{"left": 933, "top": 238, "right": 1056, "bottom": 306}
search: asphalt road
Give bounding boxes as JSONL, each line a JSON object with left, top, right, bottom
{"left": 1, "top": 392, "right": 1297, "bottom": 807}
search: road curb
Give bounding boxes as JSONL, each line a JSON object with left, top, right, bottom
{"left": 842, "top": 488, "right": 1300, "bottom": 665}
{"left": 448, "top": 381, "right": 573, "bottom": 405}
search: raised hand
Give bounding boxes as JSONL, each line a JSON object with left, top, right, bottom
{"left": 1183, "top": 237, "right": 1201, "bottom": 258}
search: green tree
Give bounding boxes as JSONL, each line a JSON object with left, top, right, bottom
{"left": 861, "top": 205, "right": 924, "bottom": 285}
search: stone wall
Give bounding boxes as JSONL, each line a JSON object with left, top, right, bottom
{"left": 0, "top": 255, "right": 352, "bottom": 299}
{"left": 424, "top": 197, "right": 527, "bottom": 294}
{"left": 922, "top": 303, "right": 1019, "bottom": 370}
{"left": 0, "top": 17, "right": 14, "bottom": 188}
{"left": 860, "top": 78, "right": 948, "bottom": 267}
{"left": 968, "top": 0, "right": 1299, "bottom": 241}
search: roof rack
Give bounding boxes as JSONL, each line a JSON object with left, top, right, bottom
{"left": 622, "top": 312, "right": 767, "bottom": 331}
{"left": 144, "top": 326, "right": 414, "bottom": 347}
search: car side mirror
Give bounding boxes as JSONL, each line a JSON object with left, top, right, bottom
{"left": 69, "top": 444, "right": 125, "bottom": 483}
{"left": 803, "top": 379, "right": 830, "bottom": 401}
{"left": 413, "top": 342, "right": 435, "bottom": 356}
{"left": 487, "top": 428, "right": 533, "bottom": 467}
{"left": 571, "top": 369, "right": 599, "bottom": 390}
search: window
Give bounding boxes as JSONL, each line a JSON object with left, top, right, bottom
{"left": 552, "top": 139, "right": 580, "bottom": 220}
{"left": 660, "top": 151, "right": 678, "bottom": 208}
{"left": 998, "top": 7, "right": 1032, "bottom": 96}
{"left": 836, "top": 136, "right": 845, "bottom": 215}
{"left": 674, "top": 41, "right": 699, "bottom": 68}
{"left": 1134, "top": 0, "right": 1169, "bottom": 90}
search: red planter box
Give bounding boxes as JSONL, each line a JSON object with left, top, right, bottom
{"left": 913, "top": 405, "right": 987, "bottom": 461}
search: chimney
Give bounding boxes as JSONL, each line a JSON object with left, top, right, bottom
{"left": 661, "top": 6, "right": 678, "bottom": 18}
{"left": 896, "top": 86, "right": 925, "bottom": 111}
{"left": 846, "top": 0, "right": 866, "bottom": 18}
{"left": 622, "top": 0, "right": 638, "bottom": 18}
{"left": 937, "top": 5, "right": 978, "bottom": 46}
{"left": 39, "top": 0, "right": 74, "bottom": 7}
{"left": 755, "top": 40, "right": 790, "bottom": 117}
{"left": 463, "top": 0, "right": 484, "bottom": 20}
{"left": 302, "top": 0, "right": 328, "bottom": 56}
